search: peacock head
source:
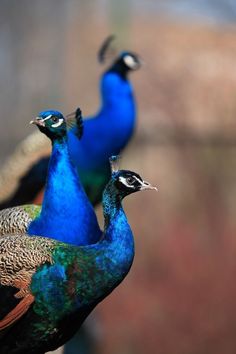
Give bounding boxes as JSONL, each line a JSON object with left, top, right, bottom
{"left": 117, "top": 51, "right": 142, "bottom": 72}
{"left": 107, "top": 51, "right": 142, "bottom": 79}
{"left": 113, "top": 170, "right": 157, "bottom": 197}
{"left": 107, "top": 156, "right": 157, "bottom": 199}
{"left": 30, "top": 109, "right": 83, "bottom": 141}
{"left": 30, "top": 110, "right": 66, "bottom": 140}
{"left": 98, "top": 35, "right": 142, "bottom": 78}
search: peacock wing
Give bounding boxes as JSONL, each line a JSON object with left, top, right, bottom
{"left": 0, "top": 204, "right": 41, "bottom": 236}
{"left": 0, "top": 234, "right": 56, "bottom": 329}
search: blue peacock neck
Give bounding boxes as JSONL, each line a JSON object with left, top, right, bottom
{"left": 67, "top": 72, "right": 136, "bottom": 174}
{"left": 31, "top": 182, "right": 135, "bottom": 321}
{"left": 102, "top": 185, "right": 123, "bottom": 228}
{"left": 100, "top": 70, "right": 135, "bottom": 109}
{"left": 68, "top": 187, "right": 135, "bottom": 308}
{"left": 100, "top": 183, "right": 135, "bottom": 272}
{"left": 28, "top": 135, "right": 102, "bottom": 245}
{"left": 98, "top": 71, "right": 136, "bottom": 150}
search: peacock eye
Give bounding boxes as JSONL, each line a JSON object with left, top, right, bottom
{"left": 126, "top": 177, "right": 135, "bottom": 185}
{"left": 51, "top": 116, "right": 59, "bottom": 123}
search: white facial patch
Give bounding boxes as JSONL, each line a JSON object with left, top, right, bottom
{"left": 119, "top": 176, "right": 135, "bottom": 188}
{"left": 123, "top": 55, "right": 138, "bottom": 69}
{"left": 119, "top": 175, "right": 143, "bottom": 189}
{"left": 42, "top": 114, "right": 52, "bottom": 122}
{"left": 133, "top": 176, "right": 142, "bottom": 183}
{"left": 51, "top": 118, "right": 64, "bottom": 128}
{"left": 119, "top": 174, "right": 157, "bottom": 191}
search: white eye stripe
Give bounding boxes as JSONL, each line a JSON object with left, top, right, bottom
{"left": 133, "top": 175, "right": 144, "bottom": 184}
{"left": 42, "top": 114, "right": 52, "bottom": 122}
{"left": 119, "top": 175, "right": 143, "bottom": 187}
{"left": 119, "top": 176, "right": 135, "bottom": 188}
{"left": 51, "top": 118, "right": 64, "bottom": 128}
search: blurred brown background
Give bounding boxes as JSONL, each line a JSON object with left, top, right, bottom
{"left": 1, "top": 1, "right": 236, "bottom": 354}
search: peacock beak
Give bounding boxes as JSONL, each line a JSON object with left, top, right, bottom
{"left": 137, "top": 56, "right": 145, "bottom": 68}
{"left": 140, "top": 180, "right": 158, "bottom": 191}
{"left": 29, "top": 118, "right": 45, "bottom": 127}
{"left": 131, "top": 57, "right": 143, "bottom": 71}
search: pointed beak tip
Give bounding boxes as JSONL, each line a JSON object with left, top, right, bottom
{"left": 149, "top": 185, "right": 158, "bottom": 192}
{"left": 140, "top": 182, "right": 158, "bottom": 192}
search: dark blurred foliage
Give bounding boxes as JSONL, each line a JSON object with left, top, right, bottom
{"left": 1, "top": 1, "right": 236, "bottom": 354}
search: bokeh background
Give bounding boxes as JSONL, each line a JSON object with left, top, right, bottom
{"left": 1, "top": 1, "right": 236, "bottom": 354}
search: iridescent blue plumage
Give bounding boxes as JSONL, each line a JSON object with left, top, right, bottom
{"left": 69, "top": 73, "right": 136, "bottom": 169}
{"left": 27, "top": 110, "right": 102, "bottom": 245}
{"left": 68, "top": 50, "right": 141, "bottom": 205}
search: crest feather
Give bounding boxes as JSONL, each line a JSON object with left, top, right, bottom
{"left": 98, "top": 35, "right": 116, "bottom": 64}
{"left": 109, "top": 155, "right": 121, "bottom": 173}
{"left": 66, "top": 107, "right": 83, "bottom": 139}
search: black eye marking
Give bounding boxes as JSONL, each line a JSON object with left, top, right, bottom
{"left": 126, "top": 176, "right": 135, "bottom": 185}
{"left": 51, "top": 116, "right": 59, "bottom": 123}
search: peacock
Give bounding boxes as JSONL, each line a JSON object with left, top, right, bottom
{"left": 0, "top": 159, "right": 157, "bottom": 354}
{"left": 0, "top": 35, "right": 142, "bottom": 208}
{"left": 0, "top": 109, "right": 102, "bottom": 245}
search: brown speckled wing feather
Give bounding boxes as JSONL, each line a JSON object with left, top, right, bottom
{"left": 0, "top": 205, "right": 41, "bottom": 236}
{"left": 0, "top": 234, "right": 56, "bottom": 329}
